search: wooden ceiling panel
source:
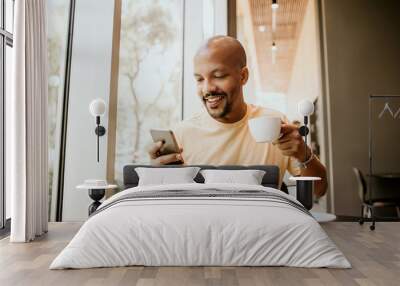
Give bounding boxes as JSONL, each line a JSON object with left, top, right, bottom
{"left": 247, "top": 0, "right": 308, "bottom": 93}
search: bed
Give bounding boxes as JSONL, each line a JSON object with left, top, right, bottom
{"left": 50, "top": 165, "right": 350, "bottom": 269}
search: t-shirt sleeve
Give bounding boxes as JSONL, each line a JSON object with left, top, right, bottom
{"left": 287, "top": 156, "right": 301, "bottom": 176}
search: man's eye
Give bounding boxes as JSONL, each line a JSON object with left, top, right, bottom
{"left": 214, "top": 74, "right": 226, "bottom": 79}
{"left": 196, "top": 78, "right": 204, "bottom": 82}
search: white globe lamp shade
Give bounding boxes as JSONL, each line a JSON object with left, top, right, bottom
{"left": 89, "top": 99, "right": 106, "bottom": 117}
{"left": 298, "top": 99, "right": 314, "bottom": 116}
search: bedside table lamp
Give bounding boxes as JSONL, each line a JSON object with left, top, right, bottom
{"left": 89, "top": 99, "right": 106, "bottom": 162}
{"left": 290, "top": 99, "right": 320, "bottom": 210}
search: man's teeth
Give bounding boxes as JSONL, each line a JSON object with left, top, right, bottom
{"left": 206, "top": 96, "right": 222, "bottom": 102}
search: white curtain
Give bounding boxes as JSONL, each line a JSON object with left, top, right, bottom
{"left": 8, "top": 0, "right": 49, "bottom": 242}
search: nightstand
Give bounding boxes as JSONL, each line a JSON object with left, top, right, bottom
{"left": 77, "top": 183, "right": 118, "bottom": 216}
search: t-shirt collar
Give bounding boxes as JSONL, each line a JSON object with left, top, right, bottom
{"left": 205, "top": 104, "right": 249, "bottom": 129}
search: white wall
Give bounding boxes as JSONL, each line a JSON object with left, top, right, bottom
{"left": 62, "top": 0, "right": 114, "bottom": 221}
{"left": 320, "top": 0, "right": 400, "bottom": 215}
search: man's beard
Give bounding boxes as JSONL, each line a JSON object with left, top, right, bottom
{"left": 203, "top": 93, "right": 232, "bottom": 119}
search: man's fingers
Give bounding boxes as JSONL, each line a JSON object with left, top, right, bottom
{"left": 280, "top": 123, "right": 298, "bottom": 136}
{"left": 281, "top": 150, "right": 295, "bottom": 157}
{"left": 277, "top": 141, "right": 296, "bottom": 150}
{"left": 159, "top": 144, "right": 167, "bottom": 153}
{"left": 274, "top": 137, "right": 292, "bottom": 145}
{"left": 273, "top": 128, "right": 301, "bottom": 145}
{"left": 148, "top": 140, "right": 184, "bottom": 164}
{"left": 148, "top": 141, "right": 164, "bottom": 159}
{"left": 155, "top": 153, "right": 182, "bottom": 165}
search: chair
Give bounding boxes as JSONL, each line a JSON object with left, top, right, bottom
{"left": 353, "top": 167, "right": 399, "bottom": 230}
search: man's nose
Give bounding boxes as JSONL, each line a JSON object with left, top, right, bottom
{"left": 203, "top": 80, "right": 217, "bottom": 94}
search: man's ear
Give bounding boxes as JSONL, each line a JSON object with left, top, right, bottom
{"left": 240, "top": 67, "right": 249, "bottom": 85}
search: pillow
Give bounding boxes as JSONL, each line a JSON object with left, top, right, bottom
{"left": 135, "top": 167, "right": 201, "bottom": 186}
{"left": 200, "top": 169, "right": 266, "bottom": 185}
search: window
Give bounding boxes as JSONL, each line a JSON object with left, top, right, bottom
{"left": 113, "top": 0, "right": 184, "bottom": 185}
{"left": 45, "top": 0, "right": 228, "bottom": 221}
{"left": 47, "top": 0, "right": 70, "bottom": 221}
{"left": 1, "top": 0, "right": 14, "bottom": 231}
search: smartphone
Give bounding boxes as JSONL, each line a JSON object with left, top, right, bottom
{"left": 150, "top": 129, "right": 180, "bottom": 156}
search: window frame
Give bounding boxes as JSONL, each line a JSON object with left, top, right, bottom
{"left": 0, "top": 0, "right": 14, "bottom": 233}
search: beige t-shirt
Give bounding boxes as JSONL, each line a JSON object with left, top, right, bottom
{"left": 173, "top": 104, "right": 301, "bottom": 186}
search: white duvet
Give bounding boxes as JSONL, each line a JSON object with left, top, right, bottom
{"left": 50, "top": 183, "right": 351, "bottom": 269}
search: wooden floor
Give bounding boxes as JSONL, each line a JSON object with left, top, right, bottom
{"left": 0, "top": 222, "right": 399, "bottom": 286}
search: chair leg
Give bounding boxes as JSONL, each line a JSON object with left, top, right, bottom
{"left": 359, "top": 205, "right": 364, "bottom": 225}
{"left": 370, "top": 206, "right": 375, "bottom": 231}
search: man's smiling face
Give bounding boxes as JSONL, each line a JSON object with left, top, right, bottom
{"left": 193, "top": 36, "right": 249, "bottom": 123}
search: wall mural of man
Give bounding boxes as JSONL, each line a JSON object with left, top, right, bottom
{"left": 148, "top": 36, "right": 327, "bottom": 197}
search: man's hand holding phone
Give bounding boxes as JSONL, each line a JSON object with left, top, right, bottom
{"left": 148, "top": 129, "right": 184, "bottom": 165}
{"left": 148, "top": 141, "right": 183, "bottom": 165}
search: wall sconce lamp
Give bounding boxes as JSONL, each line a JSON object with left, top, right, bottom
{"left": 297, "top": 99, "right": 314, "bottom": 149}
{"left": 89, "top": 98, "right": 106, "bottom": 162}
{"left": 289, "top": 99, "right": 321, "bottom": 211}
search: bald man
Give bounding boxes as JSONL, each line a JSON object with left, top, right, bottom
{"left": 148, "top": 36, "right": 327, "bottom": 197}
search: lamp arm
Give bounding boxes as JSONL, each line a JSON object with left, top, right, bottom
{"left": 97, "top": 128, "right": 99, "bottom": 162}
{"left": 304, "top": 116, "right": 308, "bottom": 159}
{"left": 96, "top": 116, "right": 100, "bottom": 162}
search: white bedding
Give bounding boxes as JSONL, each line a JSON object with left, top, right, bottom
{"left": 50, "top": 183, "right": 351, "bottom": 269}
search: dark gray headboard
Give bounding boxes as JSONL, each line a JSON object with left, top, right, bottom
{"left": 123, "top": 165, "right": 280, "bottom": 190}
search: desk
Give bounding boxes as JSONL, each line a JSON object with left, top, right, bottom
{"left": 368, "top": 173, "right": 400, "bottom": 179}
{"left": 366, "top": 173, "right": 400, "bottom": 196}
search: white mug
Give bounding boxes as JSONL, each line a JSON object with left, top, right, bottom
{"left": 248, "top": 116, "right": 282, "bottom": 143}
